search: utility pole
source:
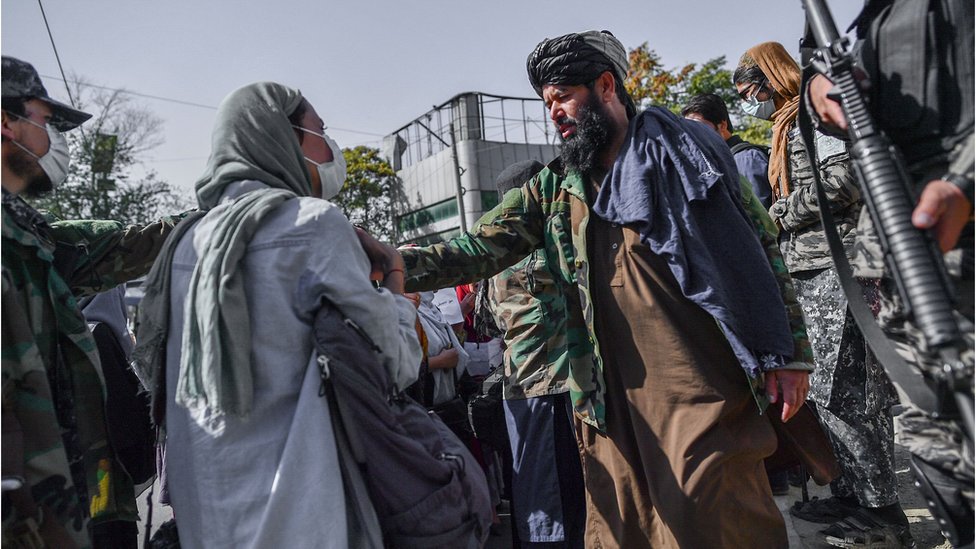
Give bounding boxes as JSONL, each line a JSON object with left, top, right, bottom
{"left": 416, "top": 119, "right": 467, "bottom": 234}
{"left": 448, "top": 121, "right": 467, "bottom": 233}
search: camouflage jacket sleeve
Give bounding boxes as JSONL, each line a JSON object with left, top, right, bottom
{"left": 402, "top": 186, "right": 545, "bottom": 292}
{"left": 773, "top": 131, "right": 861, "bottom": 233}
{"left": 739, "top": 178, "right": 815, "bottom": 368}
{"left": 48, "top": 213, "right": 187, "bottom": 295}
{"left": 949, "top": 132, "right": 975, "bottom": 181}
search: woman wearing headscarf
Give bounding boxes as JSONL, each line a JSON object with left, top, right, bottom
{"left": 735, "top": 44, "right": 912, "bottom": 546}
{"left": 411, "top": 290, "right": 469, "bottom": 407}
{"left": 135, "top": 82, "right": 421, "bottom": 548}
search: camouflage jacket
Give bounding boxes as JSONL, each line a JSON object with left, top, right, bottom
{"left": 403, "top": 158, "right": 812, "bottom": 430}
{"left": 769, "top": 128, "right": 862, "bottom": 274}
{"left": 1, "top": 193, "right": 182, "bottom": 547}
{"left": 484, "top": 246, "right": 572, "bottom": 401}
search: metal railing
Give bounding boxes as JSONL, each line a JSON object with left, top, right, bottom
{"left": 384, "top": 92, "right": 554, "bottom": 171}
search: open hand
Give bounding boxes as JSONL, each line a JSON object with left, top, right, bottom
{"left": 765, "top": 369, "right": 810, "bottom": 422}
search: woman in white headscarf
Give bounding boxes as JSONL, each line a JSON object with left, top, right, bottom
{"left": 414, "top": 291, "right": 469, "bottom": 406}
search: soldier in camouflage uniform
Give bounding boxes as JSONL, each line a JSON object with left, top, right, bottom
{"left": 735, "top": 43, "right": 912, "bottom": 545}
{"left": 1, "top": 57, "right": 184, "bottom": 548}
{"left": 481, "top": 160, "right": 586, "bottom": 548}
{"left": 808, "top": 1, "right": 974, "bottom": 545}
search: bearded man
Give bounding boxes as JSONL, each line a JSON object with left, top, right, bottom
{"left": 400, "top": 31, "right": 815, "bottom": 547}
{"left": 2, "top": 56, "right": 184, "bottom": 548}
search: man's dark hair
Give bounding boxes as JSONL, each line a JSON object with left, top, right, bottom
{"left": 585, "top": 73, "right": 637, "bottom": 119}
{"left": 1, "top": 96, "right": 30, "bottom": 120}
{"left": 681, "top": 93, "right": 734, "bottom": 131}
{"left": 732, "top": 65, "right": 767, "bottom": 88}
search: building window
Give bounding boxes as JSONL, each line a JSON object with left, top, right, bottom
{"left": 397, "top": 198, "right": 459, "bottom": 233}
{"left": 480, "top": 191, "right": 500, "bottom": 212}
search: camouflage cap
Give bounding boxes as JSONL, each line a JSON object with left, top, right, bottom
{"left": 2, "top": 56, "right": 91, "bottom": 130}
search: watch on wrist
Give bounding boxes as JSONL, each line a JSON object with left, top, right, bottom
{"left": 942, "top": 171, "right": 974, "bottom": 205}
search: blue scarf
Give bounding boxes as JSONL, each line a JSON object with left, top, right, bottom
{"left": 592, "top": 107, "right": 793, "bottom": 375}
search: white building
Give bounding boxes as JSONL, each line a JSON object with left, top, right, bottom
{"left": 384, "top": 92, "right": 559, "bottom": 245}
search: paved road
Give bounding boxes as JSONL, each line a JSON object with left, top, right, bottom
{"left": 140, "top": 444, "right": 948, "bottom": 548}
{"left": 485, "top": 443, "right": 948, "bottom": 548}
{"left": 787, "top": 443, "right": 950, "bottom": 549}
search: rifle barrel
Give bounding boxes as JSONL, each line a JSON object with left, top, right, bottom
{"left": 802, "top": 0, "right": 842, "bottom": 46}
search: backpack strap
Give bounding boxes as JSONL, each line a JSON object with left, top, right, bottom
{"left": 730, "top": 140, "right": 770, "bottom": 159}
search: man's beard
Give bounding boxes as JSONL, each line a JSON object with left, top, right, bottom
{"left": 558, "top": 94, "right": 614, "bottom": 176}
{"left": 6, "top": 144, "right": 53, "bottom": 197}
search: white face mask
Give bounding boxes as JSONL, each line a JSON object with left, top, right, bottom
{"left": 741, "top": 94, "right": 777, "bottom": 121}
{"left": 294, "top": 126, "right": 347, "bottom": 200}
{"left": 11, "top": 116, "right": 71, "bottom": 187}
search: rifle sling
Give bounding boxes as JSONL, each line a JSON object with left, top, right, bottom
{"left": 796, "top": 72, "right": 939, "bottom": 413}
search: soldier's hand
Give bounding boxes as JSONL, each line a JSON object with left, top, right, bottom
{"left": 808, "top": 74, "right": 848, "bottom": 132}
{"left": 355, "top": 227, "right": 405, "bottom": 292}
{"left": 765, "top": 369, "right": 809, "bottom": 423}
{"left": 912, "top": 179, "right": 972, "bottom": 253}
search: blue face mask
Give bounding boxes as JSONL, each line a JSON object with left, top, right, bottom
{"left": 741, "top": 94, "right": 776, "bottom": 121}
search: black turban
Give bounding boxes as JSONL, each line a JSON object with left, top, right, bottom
{"left": 526, "top": 30, "right": 629, "bottom": 97}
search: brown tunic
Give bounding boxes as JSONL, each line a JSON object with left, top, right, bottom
{"left": 575, "top": 205, "right": 787, "bottom": 548}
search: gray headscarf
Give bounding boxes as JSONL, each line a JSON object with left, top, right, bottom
{"left": 196, "top": 82, "right": 311, "bottom": 206}
{"left": 134, "top": 82, "right": 312, "bottom": 428}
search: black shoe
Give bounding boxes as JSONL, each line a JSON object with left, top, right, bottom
{"left": 821, "top": 509, "right": 916, "bottom": 548}
{"left": 791, "top": 496, "right": 860, "bottom": 524}
{"left": 768, "top": 470, "right": 790, "bottom": 496}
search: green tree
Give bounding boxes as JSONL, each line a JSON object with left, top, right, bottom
{"left": 624, "top": 43, "right": 772, "bottom": 145}
{"left": 28, "top": 77, "right": 189, "bottom": 225}
{"left": 333, "top": 145, "right": 398, "bottom": 241}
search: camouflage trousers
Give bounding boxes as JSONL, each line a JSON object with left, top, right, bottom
{"left": 792, "top": 268, "right": 900, "bottom": 508}
{"left": 848, "top": 166, "right": 974, "bottom": 531}
{"left": 874, "top": 264, "right": 975, "bottom": 514}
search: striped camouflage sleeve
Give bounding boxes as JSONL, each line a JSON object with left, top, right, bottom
{"left": 49, "top": 212, "right": 188, "bottom": 295}
{"left": 776, "top": 133, "right": 861, "bottom": 233}
{"left": 402, "top": 187, "right": 545, "bottom": 293}
{"left": 739, "top": 178, "right": 815, "bottom": 369}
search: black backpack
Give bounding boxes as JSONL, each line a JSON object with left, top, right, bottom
{"left": 312, "top": 301, "right": 493, "bottom": 549}
{"left": 87, "top": 321, "right": 156, "bottom": 486}
{"left": 467, "top": 369, "right": 508, "bottom": 450}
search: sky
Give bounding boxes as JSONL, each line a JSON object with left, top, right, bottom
{"left": 2, "top": 0, "right": 863, "bottom": 198}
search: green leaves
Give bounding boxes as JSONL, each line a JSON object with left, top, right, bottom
{"left": 332, "top": 146, "right": 398, "bottom": 241}
{"left": 27, "top": 76, "right": 189, "bottom": 225}
{"left": 623, "top": 43, "right": 772, "bottom": 146}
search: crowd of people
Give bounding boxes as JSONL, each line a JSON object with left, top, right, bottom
{"left": 2, "top": 1, "right": 973, "bottom": 548}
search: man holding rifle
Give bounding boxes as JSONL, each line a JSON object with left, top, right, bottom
{"left": 806, "top": 0, "right": 973, "bottom": 546}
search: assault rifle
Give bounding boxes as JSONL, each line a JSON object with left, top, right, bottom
{"left": 797, "top": 0, "right": 973, "bottom": 445}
